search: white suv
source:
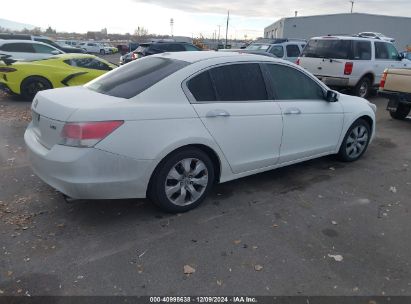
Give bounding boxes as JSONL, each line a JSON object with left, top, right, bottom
{"left": 297, "top": 36, "right": 410, "bottom": 98}
{"left": 78, "top": 42, "right": 111, "bottom": 54}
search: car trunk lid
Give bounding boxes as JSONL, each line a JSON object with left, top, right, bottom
{"left": 31, "top": 86, "right": 124, "bottom": 149}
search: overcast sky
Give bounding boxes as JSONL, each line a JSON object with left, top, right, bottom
{"left": 3, "top": 0, "right": 411, "bottom": 38}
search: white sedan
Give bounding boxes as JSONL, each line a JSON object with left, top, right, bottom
{"left": 25, "top": 52, "right": 377, "bottom": 212}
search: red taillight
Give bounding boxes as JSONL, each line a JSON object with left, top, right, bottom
{"left": 344, "top": 62, "right": 353, "bottom": 75}
{"left": 380, "top": 71, "right": 388, "bottom": 89}
{"left": 61, "top": 121, "right": 124, "bottom": 147}
{"left": 0, "top": 67, "right": 17, "bottom": 73}
{"left": 132, "top": 53, "right": 138, "bottom": 60}
{"left": 296, "top": 58, "right": 300, "bottom": 65}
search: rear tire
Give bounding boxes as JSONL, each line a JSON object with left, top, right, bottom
{"left": 338, "top": 119, "right": 371, "bottom": 162}
{"left": 20, "top": 76, "right": 52, "bottom": 101}
{"left": 354, "top": 77, "right": 372, "bottom": 98}
{"left": 389, "top": 103, "right": 410, "bottom": 120}
{"left": 148, "top": 148, "right": 215, "bottom": 213}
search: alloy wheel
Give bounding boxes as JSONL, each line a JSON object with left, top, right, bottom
{"left": 346, "top": 125, "right": 369, "bottom": 159}
{"left": 165, "top": 158, "right": 209, "bottom": 206}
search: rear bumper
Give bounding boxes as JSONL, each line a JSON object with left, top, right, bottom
{"left": 24, "top": 126, "right": 152, "bottom": 199}
{"left": 315, "top": 75, "right": 350, "bottom": 87}
{"left": 378, "top": 90, "right": 411, "bottom": 104}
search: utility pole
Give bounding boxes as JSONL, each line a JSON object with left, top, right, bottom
{"left": 225, "top": 10, "right": 230, "bottom": 49}
{"left": 350, "top": 1, "right": 355, "bottom": 13}
{"left": 170, "top": 18, "right": 174, "bottom": 37}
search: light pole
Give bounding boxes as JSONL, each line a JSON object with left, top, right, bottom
{"left": 170, "top": 18, "right": 174, "bottom": 37}
{"left": 350, "top": 1, "right": 355, "bottom": 13}
{"left": 225, "top": 10, "right": 230, "bottom": 49}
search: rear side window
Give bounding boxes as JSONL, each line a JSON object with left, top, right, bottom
{"left": 0, "top": 43, "right": 35, "bottom": 53}
{"left": 265, "top": 64, "right": 324, "bottom": 100}
{"left": 86, "top": 57, "right": 189, "bottom": 99}
{"left": 286, "top": 45, "right": 300, "bottom": 57}
{"left": 353, "top": 41, "right": 371, "bottom": 60}
{"left": 187, "top": 71, "right": 216, "bottom": 101}
{"left": 302, "top": 39, "right": 351, "bottom": 59}
{"left": 188, "top": 63, "right": 268, "bottom": 102}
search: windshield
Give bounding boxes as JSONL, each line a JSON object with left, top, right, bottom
{"left": 246, "top": 44, "right": 271, "bottom": 51}
{"left": 86, "top": 57, "right": 189, "bottom": 99}
{"left": 301, "top": 39, "right": 351, "bottom": 59}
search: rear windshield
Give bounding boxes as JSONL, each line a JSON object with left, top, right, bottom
{"left": 302, "top": 39, "right": 352, "bottom": 59}
{"left": 85, "top": 57, "right": 189, "bottom": 99}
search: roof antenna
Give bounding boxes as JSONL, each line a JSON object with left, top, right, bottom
{"left": 350, "top": 0, "right": 355, "bottom": 13}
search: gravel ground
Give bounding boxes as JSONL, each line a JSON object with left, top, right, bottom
{"left": 0, "top": 91, "right": 410, "bottom": 296}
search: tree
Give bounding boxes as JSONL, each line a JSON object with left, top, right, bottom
{"left": 134, "top": 26, "right": 148, "bottom": 37}
{"left": 45, "top": 26, "right": 56, "bottom": 35}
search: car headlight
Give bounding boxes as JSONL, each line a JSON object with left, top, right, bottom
{"left": 368, "top": 102, "right": 377, "bottom": 113}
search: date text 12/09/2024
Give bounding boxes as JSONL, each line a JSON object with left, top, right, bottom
{"left": 149, "top": 297, "right": 258, "bottom": 303}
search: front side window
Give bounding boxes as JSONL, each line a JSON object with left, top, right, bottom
{"left": 286, "top": 44, "right": 301, "bottom": 57}
{"left": 353, "top": 41, "right": 371, "bottom": 60}
{"left": 0, "top": 43, "right": 35, "bottom": 53}
{"left": 265, "top": 64, "right": 324, "bottom": 100}
{"left": 33, "top": 43, "right": 58, "bottom": 54}
{"left": 269, "top": 45, "right": 284, "bottom": 58}
{"left": 386, "top": 43, "right": 400, "bottom": 60}
{"left": 86, "top": 57, "right": 189, "bottom": 99}
{"left": 65, "top": 58, "right": 112, "bottom": 71}
{"left": 188, "top": 63, "right": 268, "bottom": 102}
{"left": 184, "top": 44, "right": 200, "bottom": 51}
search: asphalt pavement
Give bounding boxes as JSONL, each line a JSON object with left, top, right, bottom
{"left": 0, "top": 88, "right": 410, "bottom": 296}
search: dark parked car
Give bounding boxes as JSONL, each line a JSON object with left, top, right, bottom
{"left": 0, "top": 33, "right": 85, "bottom": 54}
{"left": 119, "top": 41, "right": 201, "bottom": 65}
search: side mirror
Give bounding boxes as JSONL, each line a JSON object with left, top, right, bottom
{"left": 399, "top": 53, "right": 405, "bottom": 60}
{"left": 51, "top": 50, "right": 60, "bottom": 55}
{"left": 326, "top": 90, "right": 339, "bottom": 102}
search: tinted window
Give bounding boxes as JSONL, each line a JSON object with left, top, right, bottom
{"left": 265, "top": 64, "right": 324, "bottom": 100}
{"left": 32, "top": 43, "right": 58, "bottom": 54}
{"left": 65, "top": 58, "right": 112, "bottom": 71}
{"left": 86, "top": 57, "right": 189, "bottom": 99}
{"left": 187, "top": 71, "right": 216, "bottom": 101}
{"left": 302, "top": 39, "right": 351, "bottom": 59}
{"left": 269, "top": 45, "right": 284, "bottom": 58}
{"left": 209, "top": 64, "right": 268, "bottom": 101}
{"left": 0, "top": 43, "right": 35, "bottom": 53}
{"left": 353, "top": 41, "right": 371, "bottom": 60}
{"left": 286, "top": 44, "right": 300, "bottom": 57}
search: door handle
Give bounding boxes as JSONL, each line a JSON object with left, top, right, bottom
{"left": 206, "top": 109, "right": 231, "bottom": 118}
{"left": 284, "top": 108, "right": 301, "bottom": 115}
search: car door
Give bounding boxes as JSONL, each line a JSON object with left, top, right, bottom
{"left": 374, "top": 41, "right": 409, "bottom": 84}
{"left": 186, "top": 62, "right": 283, "bottom": 174}
{"left": 263, "top": 63, "right": 344, "bottom": 163}
{"left": 0, "top": 42, "right": 36, "bottom": 61}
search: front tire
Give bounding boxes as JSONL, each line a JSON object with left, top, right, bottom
{"left": 21, "top": 76, "right": 52, "bottom": 101}
{"left": 148, "top": 148, "right": 215, "bottom": 213}
{"left": 354, "top": 77, "right": 371, "bottom": 98}
{"left": 389, "top": 103, "right": 410, "bottom": 120}
{"left": 338, "top": 119, "right": 371, "bottom": 162}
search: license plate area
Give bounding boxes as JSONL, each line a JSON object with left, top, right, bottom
{"left": 387, "top": 99, "right": 399, "bottom": 112}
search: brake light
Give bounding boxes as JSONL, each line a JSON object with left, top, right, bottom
{"left": 344, "top": 62, "right": 353, "bottom": 75}
{"left": 60, "top": 121, "right": 124, "bottom": 147}
{"left": 0, "top": 67, "right": 17, "bottom": 73}
{"left": 132, "top": 53, "right": 138, "bottom": 60}
{"left": 380, "top": 71, "right": 388, "bottom": 89}
{"left": 296, "top": 58, "right": 300, "bottom": 65}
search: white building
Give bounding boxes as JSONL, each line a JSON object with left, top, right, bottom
{"left": 264, "top": 13, "right": 411, "bottom": 51}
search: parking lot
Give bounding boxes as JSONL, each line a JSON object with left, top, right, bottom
{"left": 0, "top": 79, "right": 410, "bottom": 296}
